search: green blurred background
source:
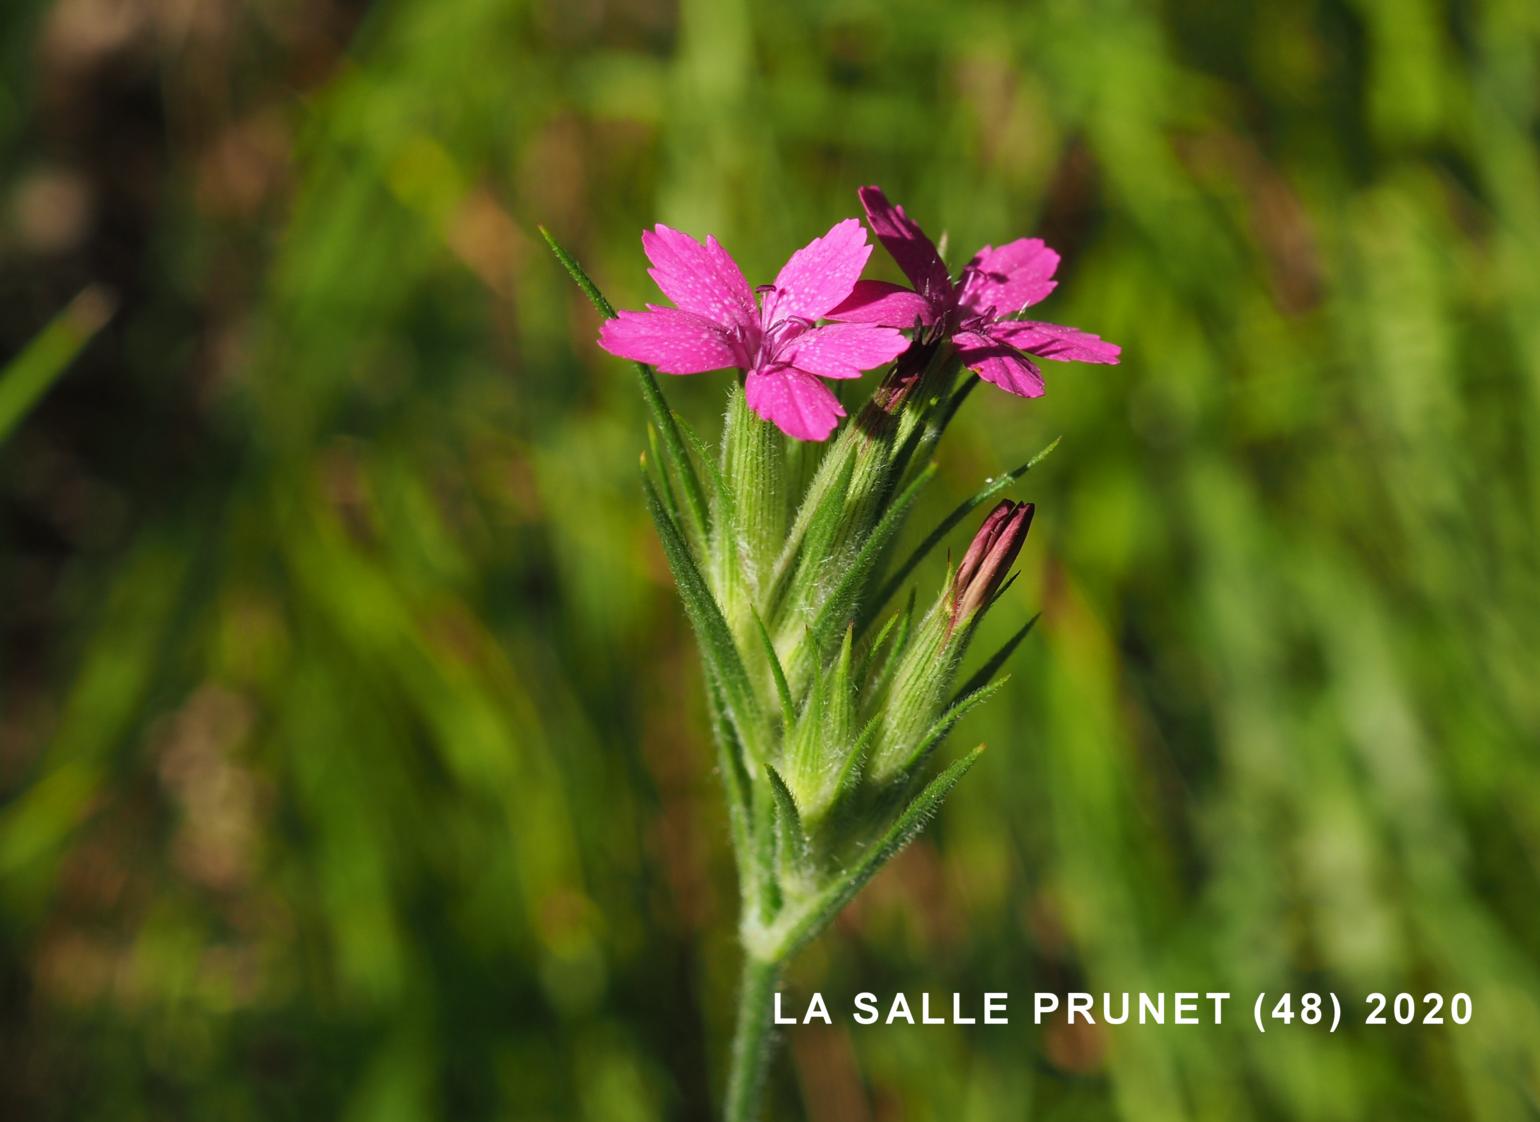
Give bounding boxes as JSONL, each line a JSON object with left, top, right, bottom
{"left": 3, "top": 0, "right": 1539, "bottom": 1118}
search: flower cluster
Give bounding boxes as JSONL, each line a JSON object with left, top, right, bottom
{"left": 600, "top": 186, "right": 1119, "bottom": 440}
{"left": 548, "top": 188, "right": 1118, "bottom": 1121}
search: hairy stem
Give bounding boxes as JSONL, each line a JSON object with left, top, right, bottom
{"left": 724, "top": 952, "right": 782, "bottom": 1122}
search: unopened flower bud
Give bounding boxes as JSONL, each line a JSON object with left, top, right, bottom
{"left": 868, "top": 499, "right": 1034, "bottom": 785}
{"left": 949, "top": 500, "right": 1033, "bottom": 633}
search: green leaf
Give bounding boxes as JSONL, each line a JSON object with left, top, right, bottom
{"left": 541, "top": 227, "right": 709, "bottom": 544}
{"left": 676, "top": 409, "right": 744, "bottom": 595}
{"left": 674, "top": 410, "right": 736, "bottom": 530}
{"left": 751, "top": 608, "right": 795, "bottom": 733}
{"left": 641, "top": 471, "right": 766, "bottom": 763}
{"left": 951, "top": 613, "right": 1039, "bottom": 705}
{"left": 645, "top": 428, "right": 680, "bottom": 526}
{"left": 933, "top": 373, "right": 980, "bottom": 438}
{"left": 784, "top": 625, "right": 826, "bottom": 797}
{"left": 862, "top": 589, "right": 916, "bottom": 707}
{"left": 0, "top": 288, "right": 114, "bottom": 447}
{"left": 705, "top": 678, "right": 753, "bottom": 888}
{"left": 868, "top": 437, "right": 1060, "bottom": 624}
{"left": 769, "top": 746, "right": 985, "bottom": 960}
{"left": 829, "top": 626, "right": 855, "bottom": 740}
{"left": 834, "top": 712, "right": 881, "bottom": 803}
{"left": 767, "top": 764, "right": 810, "bottom": 875}
{"left": 896, "top": 675, "right": 1010, "bottom": 777}
{"left": 751, "top": 781, "right": 780, "bottom": 920}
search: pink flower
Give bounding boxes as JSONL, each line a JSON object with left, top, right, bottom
{"left": 829, "top": 186, "right": 1120, "bottom": 399}
{"left": 598, "top": 220, "right": 910, "bottom": 441}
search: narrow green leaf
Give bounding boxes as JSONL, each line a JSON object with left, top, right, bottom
{"left": 933, "top": 373, "right": 980, "bottom": 437}
{"left": 641, "top": 471, "right": 766, "bottom": 762}
{"left": 706, "top": 678, "right": 753, "bottom": 887}
{"left": 767, "top": 764, "right": 810, "bottom": 874}
{"left": 857, "top": 609, "right": 901, "bottom": 684}
{"left": 785, "top": 625, "right": 826, "bottom": 795}
{"left": 539, "top": 225, "right": 619, "bottom": 316}
{"left": 770, "top": 746, "right": 985, "bottom": 960}
{"left": 676, "top": 408, "right": 742, "bottom": 587}
{"left": 834, "top": 713, "right": 881, "bottom": 802}
{"left": 897, "top": 675, "right": 1010, "bottom": 776}
{"left": 951, "top": 613, "right": 1039, "bottom": 705}
{"left": 541, "top": 226, "right": 709, "bottom": 543}
{"left": 751, "top": 608, "right": 795, "bottom": 733}
{"left": 751, "top": 780, "right": 780, "bottom": 920}
{"left": 863, "top": 589, "right": 916, "bottom": 706}
{"left": 985, "top": 572, "right": 1020, "bottom": 612}
{"left": 0, "top": 287, "right": 114, "bottom": 447}
{"left": 644, "top": 428, "right": 680, "bottom": 526}
{"left": 868, "top": 437, "right": 1060, "bottom": 623}
{"left": 675, "top": 410, "right": 737, "bottom": 528}
{"left": 829, "top": 626, "right": 854, "bottom": 732}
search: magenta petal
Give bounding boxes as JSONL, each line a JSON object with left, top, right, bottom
{"left": 990, "top": 320, "right": 1121, "bottom": 364}
{"left": 641, "top": 225, "right": 757, "bottom": 333}
{"left": 958, "top": 238, "right": 1060, "bottom": 316}
{"left": 744, "top": 367, "right": 846, "bottom": 441}
{"left": 954, "top": 329, "right": 1046, "bottom": 398}
{"left": 857, "top": 186, "right": 952, "bottom": 303}
{"left": 769, "top": 218, "right": 872, "bottom": 324}
{"left": 598, "top": 306, "right": 740, "bottom": 375}
{"left": 778, "top": 323, "right": 910, "bottom": 380}
{"left": 826, "top": 280, "right": 936, "bottom": 328}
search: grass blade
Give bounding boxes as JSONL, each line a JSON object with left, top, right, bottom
{"left": 0, "top": 287, "right": 114, "bottom": 447}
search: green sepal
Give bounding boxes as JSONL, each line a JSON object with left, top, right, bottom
{"left": 883, "top": 358, "right": 962, "bottom": 494}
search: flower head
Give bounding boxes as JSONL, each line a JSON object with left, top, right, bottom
{"left": 830, "top": 186, "right": 1120, "bottom": 398}
{"left": 598, "top": 220, "right": 910, "bottom": 441}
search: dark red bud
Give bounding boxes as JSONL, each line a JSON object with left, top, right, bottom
{"left": 949, "top": 500, "right": 1033, "bottom": 631}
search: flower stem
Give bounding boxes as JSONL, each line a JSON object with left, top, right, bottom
{"left": 724, "top": 951, "right": 782, "bottom": 1122}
